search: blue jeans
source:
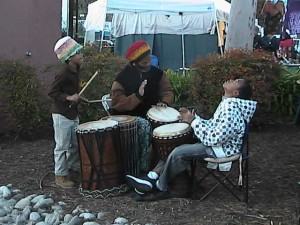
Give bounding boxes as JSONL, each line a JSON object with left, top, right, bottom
{"left": 157, "top": 143, "right": 215, "bottom": 191}
{"left": 52, "top": 114, "right": 80, "bottom": 176}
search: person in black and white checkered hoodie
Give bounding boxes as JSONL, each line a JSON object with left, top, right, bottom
{"left": 126, "top": 78, "right": 257, "bottom": 200}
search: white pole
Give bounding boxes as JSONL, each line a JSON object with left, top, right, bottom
{"left": 180, "top": 13, "right": 186, "bottom": 75}
{"left": 99, "top": 29, "right": 105, "bottom": 52}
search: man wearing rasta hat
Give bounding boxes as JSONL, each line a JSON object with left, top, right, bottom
{"left": 48, "top": 36, "right": 88, "bottom": 188}
{"left": 110, "top": 40, "right": 174, "bottom": 173}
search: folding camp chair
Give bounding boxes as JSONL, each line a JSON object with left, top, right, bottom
{"left": 101, "top": 94, "right": 112, "bottom": 116}
{"left": 190, "top": 122, "right": 250, "bottom": 204}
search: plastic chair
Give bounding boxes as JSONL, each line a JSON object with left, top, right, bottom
{"left": 101, "top": 94, "right": 112, "bottom": 116}
{"left": 190, "top": 122, "right": 250, "bottom": 204}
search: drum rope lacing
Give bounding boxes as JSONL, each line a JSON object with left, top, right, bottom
{"left": 79, "top": 184, "right": 130, "bottom": 199}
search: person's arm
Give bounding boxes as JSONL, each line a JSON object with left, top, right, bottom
{"left": 158, "top": 72, "right": 174, "bottom": 105}
{"left": 48, "top": 74, "right": 87, "bottom": 104}
{"left": 191, "top": 101, "right": 239, "bottom": 146}
{"left": 48, "top": 75, "right": 69, "bottom": 102}
{"left": 110, "top": 81, "right": 142, "bottom": 112}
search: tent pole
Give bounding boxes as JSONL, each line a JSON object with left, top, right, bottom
{"left": 99, "top": 29, "right": 105, "bottom": 52}
{"left": 180, "top": 12, "right": 186, "bottom": 75}
{"left": 215, "top": 9, "right": 223, "bottom": 55}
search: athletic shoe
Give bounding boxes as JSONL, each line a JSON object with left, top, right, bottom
{"left": 125, "top": 174, "right": 156, "bottom": 193}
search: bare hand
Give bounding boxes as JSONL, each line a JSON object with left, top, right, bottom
{"left": 79, "top": 96, "right": 89, "bottom": 104}
{"left": 138, "top": 80, "right": 147, "bottom": 96}
{"left": 67, "top": 94, "right": 81, "bottom": 103}
{"left": 67, "top": 94, "right": 89, "bottom": 104}
{"left": 156, "top": 102, "right": 167, "bottom": 107}
{"left": 178, "top": 107, "right": 195, "bottom": 124}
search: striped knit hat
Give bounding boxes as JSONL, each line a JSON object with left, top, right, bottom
{"left": 54, "top": 36, "right": 83, "bottom": 62}
{"left": 125, "top": 40, "right": 151, "bottom": 62}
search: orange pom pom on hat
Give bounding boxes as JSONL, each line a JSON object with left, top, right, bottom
{"left": 125, "top": 40, "right": 151, "bottom": 63}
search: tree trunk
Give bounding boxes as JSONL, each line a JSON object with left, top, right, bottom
{"left": 225, "top": 0, "right": 257, "bottom": 51}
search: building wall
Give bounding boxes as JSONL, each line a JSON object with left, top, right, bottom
{"left": 0, "top": 0, "right": 62, "bottom": 133}
{"left": 0, "top": 0, "right": 61, "bottom": 69}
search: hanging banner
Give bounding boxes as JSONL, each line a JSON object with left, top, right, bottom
{"left": 284, "top": 0, "right": 300, "bottom": 34}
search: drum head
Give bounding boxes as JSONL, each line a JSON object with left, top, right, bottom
{"left": 147, "top": 106, "right": 180, "bottom": 122}
{"left": 100, "top": 115, "right": 135, "bottom": 125}
{"left": 153, "top": 123, "right": 191, "bottom": 137}
{"left": 77, "top": 120, "right": 118, "bottom": 132}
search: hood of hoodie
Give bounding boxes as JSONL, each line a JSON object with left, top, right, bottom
{"left": 223, "top": 97, "right": 257, "bottom": 123}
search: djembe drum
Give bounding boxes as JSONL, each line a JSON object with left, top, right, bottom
{"left": 100, "top": 115, "right": 139, "bottom": 176}
{"left": 152, "top": 122, "right": 197, "bottom": 160}
{"left": 146, "top": 106, "right": 181, "bottom": 129}
{"left": 76, "top": 120, "right": 127, "bottom": 198}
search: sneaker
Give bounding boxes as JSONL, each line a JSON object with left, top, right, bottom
{"left": 55, "top": 176, "right": 74, "bottom": 189}
{"left": 125, "top": 174, "right": 156, "bottom": 193}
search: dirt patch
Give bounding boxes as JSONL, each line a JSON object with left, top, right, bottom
{"left": 0, "top": 124, "right": 299, "bottom": 224}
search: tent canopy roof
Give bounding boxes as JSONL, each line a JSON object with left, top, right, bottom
{"left": 105, "top": 0, "right": 230, "bottom": 15}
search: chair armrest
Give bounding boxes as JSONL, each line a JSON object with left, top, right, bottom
{"left": 204, "top": 154, "right": 241, "bottom": 163}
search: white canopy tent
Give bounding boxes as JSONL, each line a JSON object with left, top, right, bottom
{"left": 84, "top": 0, "right": 231, "bottom": 70}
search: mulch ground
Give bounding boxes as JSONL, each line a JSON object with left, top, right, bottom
{"left": 0, "top": 123, "right": 299, "bottom": 225}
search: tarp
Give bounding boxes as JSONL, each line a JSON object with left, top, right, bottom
{"left": 83, "top": 0, "right": 231, "bottom": 70}
{"left": 84, "top": 0, "right": 231, "bottom": 33}
{"left": 84, "top": 0, "right": 107, "bottom": 31}
{"left": 111, "top": 13, "right": 214, "bottom": 38}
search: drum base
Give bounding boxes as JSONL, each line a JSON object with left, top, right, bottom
{"left": 79, "top": 183, "right": 130, "bottom": 199}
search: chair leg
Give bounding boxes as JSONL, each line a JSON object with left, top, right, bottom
{"left": 244, "top": 160, "right": 249, "bottom": 204}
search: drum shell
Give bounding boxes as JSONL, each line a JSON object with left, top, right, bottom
{"left": 76, "top": 126, "right": 124, "bottom": 193}
{"left": 146, "top": 106, "right": 180, "bottom": 129}
{"left": 147, "top": 116, "right": 179, "bottom": 129}
{"left": 152, "top": 130, "right": 197, "bottom": 160}
{"left": 100, "top": 115, "right": 139, "bottom": 176}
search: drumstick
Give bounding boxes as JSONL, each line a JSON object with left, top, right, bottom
{"left": 69, "top": 70, "right": 99, "bottom": 108}
{"left": 79, "top": 70, "right": 99, "bottom": 96}
{"left": 88, "top": 99, "right": 112, "bottom": 103}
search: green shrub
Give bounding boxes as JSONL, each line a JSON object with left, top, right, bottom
{"left": 0, "top": 59, "right": 50, "bottom": 138}
{"left": 190, "top": 49, "right": 284, "bottom": 121}
{"left": 274, "top": 68, "right": 300, "bottom": 116}
{"left": 78, "top": 46, "right": 127, "bottom": 122}
{"left": 165, "top": 69, "right": 193, "bottom": 109}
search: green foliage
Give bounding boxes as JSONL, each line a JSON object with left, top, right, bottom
{"left": 273, "top": 68, "right": 300, "bottom": 116}
{"left": 78, "top": 46, "right": 127, "bottom": 122}
{"left": 0, "top": 59, "right": 50, "bottom": 138}
{"left": 190, "top": 49, "right": 284, "bottom": 118}
{"left": 165, "top": 70, "right": 193, "bottom": 108}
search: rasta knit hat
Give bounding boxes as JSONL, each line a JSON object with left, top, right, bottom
{"left": 125, "top": 40, "right": 151, "bottom": 62}
{"left": 54, "top": 36, "right": 83, "bottom": 62}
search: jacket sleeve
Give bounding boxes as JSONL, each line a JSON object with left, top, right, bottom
{"left": 48, "top": 75, "right": 69, "bottom": 102}
{"left": 110, "top": 81, "right": 142, "bottom": 112}
{"left": 191, "top": 101, "right": 240, "bottom": 146}
{"left": 159, "top": 72, "right": 174, "bottom": 106}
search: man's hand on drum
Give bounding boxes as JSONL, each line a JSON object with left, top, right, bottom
{"left": 178, "top": 107, "right": 195, "bottom": 124}
{"left": 138, "top": 79, "right": 147, "bottom": 97}
{"left": 156, "top": 102, "right": 167, "bottom": 107}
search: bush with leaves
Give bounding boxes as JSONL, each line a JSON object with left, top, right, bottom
{"left": 274, "top": 68, "right": 300, "bottom": 116}
{"left": 189, "top": 49, "right": 284, "bottom": 121}
{"left": 165, "top": 69, "right": 194, "bottom": 109}
{"left": 0, "top": 59, "right": 50, "bottom": 139}
{"left": 78, "top": 46, "right": 127, "bottom": 122}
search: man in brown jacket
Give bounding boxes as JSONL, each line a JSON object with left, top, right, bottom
{"left": 110, "top": 40, "right": 174, "bottom": 173}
